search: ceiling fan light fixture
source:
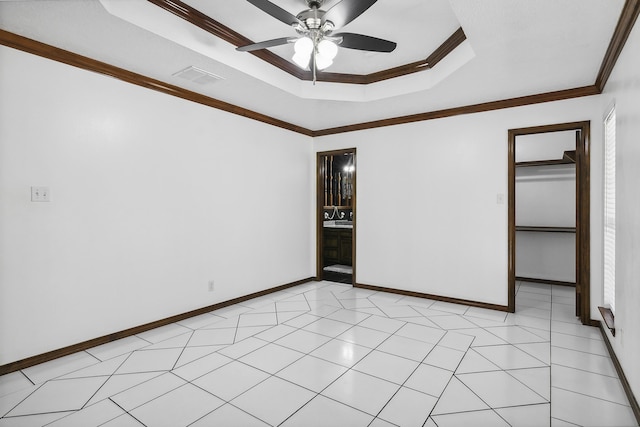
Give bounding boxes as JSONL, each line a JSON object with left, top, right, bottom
{"left": 293, "top": 51, "right": 311, "bottom": 68}
{"left": 321, "top": 20, "right": 334, "bottom": 34}
{"left": 292, "top": 36, "right": 313, "bottom": 69}
{"left": 315, "top": 54, "right": 333, "bottom": 70}
{"left": 317, "top": 39, "right": 338, "bottom": 60}
{"left": 294, "top": 36, "right": 313, "bottom": 55}
{"left": 240, "top": 0, "right": 396, "bottom": 80}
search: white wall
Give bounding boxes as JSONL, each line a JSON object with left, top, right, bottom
{"left": 600, "top": 17, "right": 640, "bottom": 400}
{"left": 2, "top": 28, "right": 625, "bottom": 377}
{"left": 515, "top": 130, "right": 577, "bottom": 162}
{"left": 515, "top": 165, "right": 576, "bottom": 228}
{"left": 515, "top": 233, "right": 576, "bottom": 282}
{"left": 0, "top": 46, "right": 314, "bottom": 365}
{"left": 314, "top": 96, "right": 603, "bottom": 309}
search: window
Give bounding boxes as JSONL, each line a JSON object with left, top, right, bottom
{"left": 603, "top": 106, "right": 616, "bottom": 314}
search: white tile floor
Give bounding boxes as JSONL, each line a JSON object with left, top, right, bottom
{"left": 0, "top": 281, "right": 637, "bottom": 427}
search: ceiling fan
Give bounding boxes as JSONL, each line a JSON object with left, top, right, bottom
{"left": 236, "top": 0, "right": 397, "bottom": 82}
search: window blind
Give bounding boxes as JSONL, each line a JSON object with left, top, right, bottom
{"left": 603, "top": 107, "right": 616, "bottom": 314}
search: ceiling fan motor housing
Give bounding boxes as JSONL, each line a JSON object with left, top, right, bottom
{"left": 237, "top": 0, "right": 396, "bottom": 68}
{"left": 297, "top": 8, "right": 326, "bottom": 31}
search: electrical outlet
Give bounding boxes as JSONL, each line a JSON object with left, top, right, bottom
{"left": 31, "top": 186, "right": 50, "bottom": 202}
{"left": 208, "top": 280, "right": 215, "bottom": 292}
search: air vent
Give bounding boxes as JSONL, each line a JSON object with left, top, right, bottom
{"left": 172, "top": 66, "right": 224, "bottom": 85}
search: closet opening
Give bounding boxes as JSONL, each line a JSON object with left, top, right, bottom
{"left": 508, "top": 122, "right": 592, "bottom": 325}
{"left": 316, "top": 149, "right": 356, "bottom": 285}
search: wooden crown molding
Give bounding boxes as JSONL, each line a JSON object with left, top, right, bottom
{"left": 1, "top": 0, "right": 637, "bottom": 137}
{"left": 149, "top": 0, "right": 466, "bottom": 85}
{"left": 312, "top": 86, "right": 600, "bottom": 136}
{"left": 0, "top": 29, "right": 313, "bottom": 137}
{"left": 147, "top": 0, "right": 306, "bottom": 81}
{"left": 312, "top": 0, "right": 637, "bottom": 135}
{"left": 595, "top": 0, "right": 640, "bottom": 91}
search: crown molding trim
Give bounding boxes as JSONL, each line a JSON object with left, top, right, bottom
{"left": 312, "top": 85, "right": 601, "bottom": 136}
{"left": 320, "top": 0, "right": 638, "bottom": 136}
{"left": 148, "top": 0, "right": 466, "bottom": 85}
{"left": 595, "top": 0, "right": 640, "bottom": 91}
{"left": 1, "top": 0, "right": 637, "bottom": 138}
{"left": 146, "top": 0, "right": 307, "bottom": 81}
{"left": 0, "top": 29, "right": 314, "bottom": 136}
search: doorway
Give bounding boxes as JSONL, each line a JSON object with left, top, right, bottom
{"left": 316, "top": 149, "right": 356, "bottom": 285}
{"left": 508, "top": 122, "right": 592, "bottom": 325}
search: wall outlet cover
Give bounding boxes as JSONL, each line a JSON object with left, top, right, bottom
{"left": 31, "top": 186, "right": 50, "bottom": 202}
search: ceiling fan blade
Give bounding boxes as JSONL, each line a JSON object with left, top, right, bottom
{"left": 246, "top": 0, "right": 303, "bottom": 26}
{"left": 335, "top": 32, "right": 396, "bottom": 52}
{"left": 236, "top": 37, "right": 295, "bottom": 52}
{"left": 323, "top": 0, "right": 378, "bottom": 29}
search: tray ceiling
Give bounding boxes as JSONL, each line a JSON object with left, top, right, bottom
{"left": 0, "top": 0, "right": 628, "bottom": 131}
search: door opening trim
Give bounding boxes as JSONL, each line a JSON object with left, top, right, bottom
{"left": 508, "top": 121, "right": 592, "bottom": 324}
{"left": 316, "top": 148, "right": 356, "bottom": 285}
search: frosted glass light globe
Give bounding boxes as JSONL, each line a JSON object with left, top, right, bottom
{"left": 315, "top": 54, "right": 333, "bottom": 70}
{"left": 293, "top": 52, "right": 311, "bottom": 68}
{"left": 293, "top": 37, "right": 313, "bottom": 69}
{"left": 318, "top": 39, "right": 338, "bottom": 60}
{"left": 294, "top": 37, "right": 313, "bottom": 55}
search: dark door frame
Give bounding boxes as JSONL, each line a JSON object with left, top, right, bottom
{"left": 316, "top": 148, "right": 357, "bottom": 284}
{"left": 508, "top": 121, "right": 593, "bottom": 325}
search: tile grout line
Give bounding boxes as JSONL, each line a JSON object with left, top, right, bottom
{"left": 4, "top": 282, "right": 634, "bottom": 426}
{"left": 20, "top": 370, "right": 35, "bottom": 386}
{"left": 551, "top": 384, "right": 634, "bottom": 407}
{"left": 260, "top": 292, "right": 432, "bottom": 424}
{"left": 105, "top": 397, "right": 144, "bottom": 426}
{"left": 197, "top": 287, "right": 376, "bottom": 425}
{"left": 169, "top": 330, "right": 196, "bottom": 371}
{"left": 369, "top": 322, "right": 469, "bottom": 424}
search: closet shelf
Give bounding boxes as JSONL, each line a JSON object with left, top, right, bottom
{"left": 516, "top": 226, "right": 576, "bottom": 233}
{"left": 516, "top": 150, "right": 577, "bottom": 167}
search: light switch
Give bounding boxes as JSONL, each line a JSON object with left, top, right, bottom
{"left": 496, "top": 193, "right": 505, "bottom": 205}
{"left": 31, "top": 186, "right": 50, "bottom": 202}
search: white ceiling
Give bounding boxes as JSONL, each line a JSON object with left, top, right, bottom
{"left": 0, "top": 0, "right": 625, "bottom": 130}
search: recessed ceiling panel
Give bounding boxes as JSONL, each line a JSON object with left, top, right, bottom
{"left": 186, "top": 0, "right": 462, "bottom": 75}
{"left": 0, "top": 0, "right": 629, "bottom": 130}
